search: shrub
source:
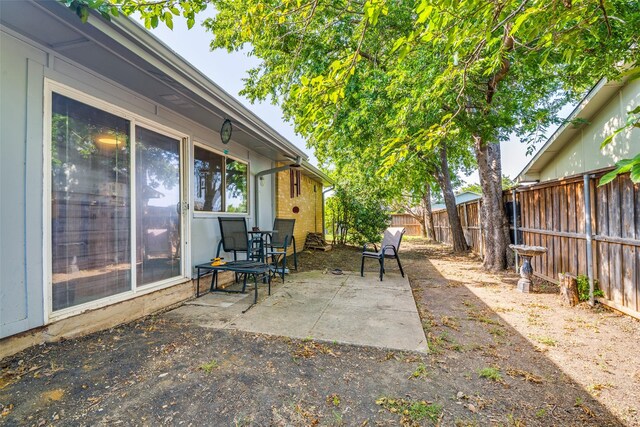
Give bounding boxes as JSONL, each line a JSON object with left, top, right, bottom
{"left": 326, "top": 186, "right": 390, "bottom": 245}
{"left": 576, "top": 275, "right": 604, "bottom": 301}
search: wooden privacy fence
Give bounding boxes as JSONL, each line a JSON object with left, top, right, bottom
{"left": 432, "top": 199, "right": 483, "bottom": 257}
{"left": 390, "top": 214, "right": 423, "bottom": 236}
{"left": 432, "top": 171, "right": 640, "bottom": 319}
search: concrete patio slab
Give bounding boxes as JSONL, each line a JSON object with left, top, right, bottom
{"left": 165, "top": 270, "right": 427, "bottom": 352}
{"left": 228, "top": 271, "right": 428, "bottom": 353}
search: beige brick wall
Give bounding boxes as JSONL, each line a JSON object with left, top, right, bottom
{"left": 276, "top": 168, "right": 324, "bottom": 253}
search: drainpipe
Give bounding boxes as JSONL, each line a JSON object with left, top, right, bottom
{"left": 512, "top": 188, "right": 519, "bottom": 272}
{"left": 254, "top": 156, "right": 302, "bottom": 227}
{"left": 583, "top": 173, "right": 595, "bottom": 307}
{"left": 322, "top": 186, "right": 335, "bottom": 236}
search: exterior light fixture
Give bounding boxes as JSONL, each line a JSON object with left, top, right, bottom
{"left": 95, "top": 133, "right": 124, "bottom": 148}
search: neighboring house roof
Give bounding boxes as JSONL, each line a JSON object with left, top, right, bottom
{"left": 0, "top": 0, "right": 307, "bottom": 163}
{"left": 431, "top": 191, "right": 481, "bottom": 212}
{"left": 516, "top": 78, "right": 627, "bottom": 182}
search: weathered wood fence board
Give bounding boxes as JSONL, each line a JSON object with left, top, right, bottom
{"left": 390, "top": 214, "right": 423, "bottom": 236}
{"left": 431, "top": 172, "right": 639, "bottom": 317}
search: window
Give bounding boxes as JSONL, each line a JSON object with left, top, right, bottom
{"left": 194, "top": 145, "right": 248, "bottom": 213}
{"left": 225, "top": 158, "right": 248, "bottom": 212}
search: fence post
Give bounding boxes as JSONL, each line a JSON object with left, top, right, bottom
{"left": 583, "top": 173, "right": 595, "bottom": 307}
{"left": 463, "top": 203, "right": 469, "bottom": 248}
{"left": 512, "top": 188, "right": 519, "bottom": 272}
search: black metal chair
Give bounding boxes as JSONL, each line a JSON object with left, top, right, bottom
{"left": 361, "top": 227, "right": 405, "bottom": 281}
{"left": 216, "top": 217, "right": 254, "bottom": 260}
{"left": 216, "top": 217, "right": 261, "bottom": 286}
{"left": 266, "top": 218, "right": 297, "bottom": 282}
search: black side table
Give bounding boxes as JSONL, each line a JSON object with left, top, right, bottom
{"left": 195, "top": 261, "right": 271, "bottom": 304}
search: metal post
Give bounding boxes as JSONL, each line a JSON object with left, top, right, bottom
{"left": 583, "top": 174, "right": 595, "bottom": 306}
{"left": 254, "top": 157, "right": 301, "bottom": 227}
{"left": 477, "top": 200, "right": 484, "bottom": 259}
{"left": 512, "top": 188, "right": 519, "bottom": 272}
{"left": 322, "top": 186, "right": 334, "bottom": 238}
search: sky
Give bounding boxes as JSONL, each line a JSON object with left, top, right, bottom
{"left": 144, "top": 11, "right": 568, "bottom": 184}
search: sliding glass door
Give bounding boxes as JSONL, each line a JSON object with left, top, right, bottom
{"left": 51, "top": 94, "right": 132, "bottom": 311}
{"left": 135, "top": 126, "right": 182, "bottom": 286}
{"left": 50, "top": 90, "right": 185, "bottom": 313}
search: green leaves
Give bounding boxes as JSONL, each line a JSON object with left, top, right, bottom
{"left": 415, "top": 1, "right": 433, "bottom": 25}
{"left": 363, "top": 0, "right": 388, "bottom": 26}
{"left": 71, "top": 0, "right": 639, "bottom": 198}
{"left": 61, "top": 0, "right": 208, "bottom": 29}
{"left": 599, "top": 154, "right": 640, "bottom": 186}
{"left": 601, "top": 104, "right": 640, "bottom": 149}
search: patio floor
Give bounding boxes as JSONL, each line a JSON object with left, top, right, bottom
{"left": 165, "top": 270, "right": 428, "bottom": 352}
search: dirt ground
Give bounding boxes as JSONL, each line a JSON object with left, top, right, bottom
{"left": 1, "top": 238, "right": 639, "bottom": 426}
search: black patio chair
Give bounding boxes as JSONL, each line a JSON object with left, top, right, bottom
{"left": 216, "top": 217, "right": 253, "bottom": 260}
{"left": 360, "top": 227, "right": 405, "bottom": 281}
{"left": 216, "top": 217, "right": 261, "bottom": 284}
{"left": 266, "top": 218, "right": 297, "bottom": 282}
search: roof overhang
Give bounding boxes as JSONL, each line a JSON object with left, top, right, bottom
{"left": 0, "top": 0, "right": 307, "bottom": 163}
{"left": 300, "top": 160, "right": 332, "bottom": 186}
{"left": 516, "top": 78, "right": 626, "bottom": 182}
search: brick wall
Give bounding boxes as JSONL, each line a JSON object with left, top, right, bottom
{"left": 276, "top": 168, "right": 323, "bottom": 253}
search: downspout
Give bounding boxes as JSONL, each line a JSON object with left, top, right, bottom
{"left": 512, "top": 188, "right": 519, "bottom": 272}
{"left": 254, "top": 156, "right": 302, "bottom": 227}
{"left": 322, "top": 186, "right": 335, "bottom": 237}
{"left": 583, "top": 173, "right": 595, "bottom": 306}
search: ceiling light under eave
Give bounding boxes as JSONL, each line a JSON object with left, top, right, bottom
{"left": 95, "top": 135, "right": 124, "bottom": 148}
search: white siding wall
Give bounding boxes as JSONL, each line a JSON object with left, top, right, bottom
{"left": 539, "top": 79, "right": 640, "bottom": 181}
{"left": 0, "top": 32, "right": 47, "bottom": 337}
{"left": 0, "top": 29, "right": 276, "bottom": 338}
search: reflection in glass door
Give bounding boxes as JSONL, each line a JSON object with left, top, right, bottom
{"left": 135, "top": 126, "right": 182, "bottom": 286}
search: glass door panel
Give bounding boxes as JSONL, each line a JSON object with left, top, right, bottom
{"left": 51, "top": 93, "right": 131, "bottom": 311}
{"left": 135, "top": 126, "right": 182, "bottom": 286}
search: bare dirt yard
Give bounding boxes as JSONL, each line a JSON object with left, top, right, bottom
{"left": 1, "top": 238, "right": 639, "bottom": 426}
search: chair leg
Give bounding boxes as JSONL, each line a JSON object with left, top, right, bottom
{"left": 293, "top": 238, "right": 298, "bottom": 270}
{"left": 267, "top": 271, "right": 271, "bottom": 295}
{"left": 396, "top": 255, "right": 405, "bottom": 277}
{"left": 379, "top": 257, "right": 384, "bottom": 281}
{"left": 280, "top": 253, "right": 287, "bottom": 283}
{"left": 360, "top": 255, "right": 365, "bottom": 277}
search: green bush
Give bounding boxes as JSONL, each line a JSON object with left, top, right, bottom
{"left": 326, "top": 186, "right": 390, "bottom": 245}
{"left": 576, "top": 275, "right": 604, "bottom": 301}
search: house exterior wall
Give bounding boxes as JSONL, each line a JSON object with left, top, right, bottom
{"left": 539, "top": 79, "right": 640, "bottom": 181}
{"left": 275, "top": 169, "right": 323, "bottom": 252}
{"left": 0, "top": 28, "right": 274, "bottom": 341}
{"left": 0, "top": 31, "right": 47, "bottom": 338}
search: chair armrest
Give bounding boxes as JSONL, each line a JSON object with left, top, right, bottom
{"left": 215, "top": 240, "right": 224, "bottom": 257}
{"left": 382, "top": 244, "right": 398, "bottom": 255}
{"left": 362, "top": 243, "right": 378, "bottom": 252}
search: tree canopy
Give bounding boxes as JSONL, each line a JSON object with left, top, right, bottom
{"left": 69, "top": 0, "right": 640, "bottom": 267}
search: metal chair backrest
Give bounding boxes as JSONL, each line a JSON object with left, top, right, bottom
{"left": 218, "top": 217, "right": 250, "bottom": 252}
{"left": 271, "top": 218, "right": 295, "bottom": 247}
{"left": 381, "top": 227, "right": 405, "bottom": 256}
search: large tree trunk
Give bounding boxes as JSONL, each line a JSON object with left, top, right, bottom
{"left": 475, "top": 136, "right": 511, "bottom": 270}
{"left": 423, "top": 185, "right": 436, "bottom": 241}
{"left": 473, "top": 27, "right": 515, "bottom": 271}
{"left": 435, "top": 145, "right": 468, "bottom": 252}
